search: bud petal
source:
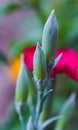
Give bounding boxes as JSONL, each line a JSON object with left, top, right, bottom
{"left": 33, "top": 43, "right": 47, "bottom": 80}
{"left": 42, "top": 10, "right": 58, "bottom": 64}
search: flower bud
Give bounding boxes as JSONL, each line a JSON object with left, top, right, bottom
{"left": 15, "top": 60, "right": 28, "bottom": 104}
{"left": 33, "top": 43, "right": 47, "bottom": 80}
{"left": 42, "top": 10, "right": 58, "bottom": 64}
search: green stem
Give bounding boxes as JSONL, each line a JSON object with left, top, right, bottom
{"left": 45, "top": 79, "right": 55, "bottom": 118}
{"left": 41, "top": 79, "right": 55, "bottom": 130}
{"left": 19, "top": 116, "right": 26, "bottom": 130}
{"left": 35, "top": 91, "right": 43, "bottom": 125}
{"left": 16, "top": 103, "right": 26, "bottom": 130}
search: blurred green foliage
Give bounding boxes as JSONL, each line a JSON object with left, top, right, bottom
{"left": 0, "top": 0, "right": 78, "bottom": 130}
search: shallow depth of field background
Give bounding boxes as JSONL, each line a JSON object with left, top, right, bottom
{"left": 0, "top": 0, "right": 78, "bottom": 130}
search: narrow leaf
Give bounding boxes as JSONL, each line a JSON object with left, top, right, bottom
{"left": 41, "top": 115, "right": 63, "bottom": 129}
{"left": 54, "top": 93, "right": 76, "bottom": 130}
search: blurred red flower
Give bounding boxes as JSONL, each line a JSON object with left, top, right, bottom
{"left": 24, "top": 46, "right": 78, "bottom": 82}
{"left": 24, "top": 46, "right": 36, "bottom": 71}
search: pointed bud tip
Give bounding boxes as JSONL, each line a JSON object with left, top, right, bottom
{"left": 51, "top": 9, "right": 55, "bottom": 14}
{"left": 37, "top": 42, "right": 41, "bottom": 49}
{"left": 20, "top": 54, "right": 25, "bottom": 68}
{"left": 47, "top": 9, "right": 55, "bottom": 22}
{"left": 49, "top": 10, "right": 55, "bottom": 18}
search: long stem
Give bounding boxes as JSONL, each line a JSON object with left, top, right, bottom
{"left": 40, "top": 79, "right": 55, "bottom": 130}
{"left": 19, "top": 115, "right": 26, "bottom": 130}
{"left": 35, "top": 91, "right": 43, "bottom": 125}
{"left": 16, "top": 102, "right": 26, "bottom": 130}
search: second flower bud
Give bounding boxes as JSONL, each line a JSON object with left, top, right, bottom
{"left": 33, "top": 43, "right": 47, "bottom": 80}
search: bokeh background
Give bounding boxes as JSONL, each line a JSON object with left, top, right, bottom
{"left": 0, "top": 0, "right": 78, "bottom": 130}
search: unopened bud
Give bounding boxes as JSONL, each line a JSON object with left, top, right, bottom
{"left": 33, "top": 43, "right": 47, "bottom": 80}
{"left": 15, "top": 59, "right": 28, "bottom": 104}
{"left": 42, "top": 10, "right": 58, "bottom": 64}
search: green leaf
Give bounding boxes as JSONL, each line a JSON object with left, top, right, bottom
{"left": 41, "top": 115, "right": 63, "bottom": 129}
{"left": 54, "top": 93, "right": 76, "bottom": 130}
